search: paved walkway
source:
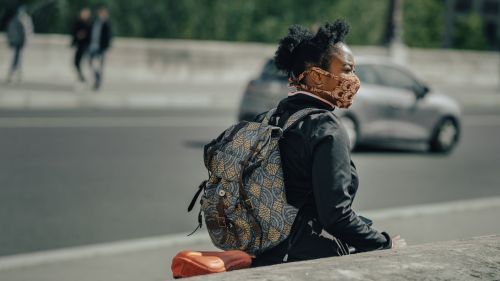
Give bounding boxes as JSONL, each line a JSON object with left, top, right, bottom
{"left": 436, "top": 85, "right": 500, "bottom": 114}
{"left": 0, "top": 80, "right": 245, "bottom": 110}
{"left": 1, "top": 80, "right": 499, "bottom": 112}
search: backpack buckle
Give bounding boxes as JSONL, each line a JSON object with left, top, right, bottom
{"left": 271, "top": 127, "right": 283, "bottom": 138}
{"left": 217, "top": 217, "right": 227, "bottom": 228}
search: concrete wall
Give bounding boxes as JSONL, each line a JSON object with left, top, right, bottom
{"left": 0, "top": 34, "right": 498, "bottom": 88}
{"left": 192, "top": 235, "right": 500, "bottom": 281}
{"left": 0, "top": 34, "right": 273, "bottom": 84}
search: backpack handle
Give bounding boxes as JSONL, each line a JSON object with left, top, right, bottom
{"left": 282, "top": 108, "right": 329, "bottom": 133}
{"left": 262, "top": 108, "right": 327, "bottom": 133}
{"left": 262, "top": 108, "right": 277, "bottom": 125}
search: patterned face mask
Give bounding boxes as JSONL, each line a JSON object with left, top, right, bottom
{"left": 290, "top": 67, "right": 361, "bottom": 108}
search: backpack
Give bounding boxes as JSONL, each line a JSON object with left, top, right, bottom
{"left": 188, "top": 108, "right": 325, "bottom": 255}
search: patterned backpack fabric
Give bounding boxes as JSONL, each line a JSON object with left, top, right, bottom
{"left": 188, "top": 108, "right": 325, "bottom": 255}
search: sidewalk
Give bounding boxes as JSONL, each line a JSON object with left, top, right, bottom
{"left": 435, "top": 85, "right": 500, "bottom": 114}
{"left": 1, "top": 80, "right": 499, "bottom": 113}
{"left": 1, "top": 196, "right": 499, "bottom": 281}
{"left": 0, "top": 80, "right": 245, "bottom": 110}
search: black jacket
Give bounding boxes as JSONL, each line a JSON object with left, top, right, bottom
{"left": 7, "top": 16, "right": 25, "bottom": 47}
{"left": 98, "top": 20, "right": 112, "bottom": 51}
{"left": 89, "top": 20, "right": 112, "bottom": 52}
{"left": 71, "top": 19, "right": 91, "bottom": 48}
{"left": 253, "top": 93, "right": 391, "bottom": 266}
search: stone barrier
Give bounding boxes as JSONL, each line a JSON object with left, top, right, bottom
{"left": 0, "top": 34, "right": 498, "bottom": 88}
{"left": 191, "top": 235, "right": 500, "bottom": 281}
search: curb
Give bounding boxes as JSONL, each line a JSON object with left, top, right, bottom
{"left": 192, "top": 235, "right": 500, "bottom": 281}
{"left": 1, "top": 83, "right": 499, "bottom": 111}
{"left": 0, "top": 233, "right": 211, "bottom": 271}
{"left": 2, "top": 93, "right": 500, "bottom": 111}
{"left": 0, "top": 92, "right": 237, "bottom": 110}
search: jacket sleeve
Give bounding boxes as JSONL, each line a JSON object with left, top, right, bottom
{"left": 310, "top": 119, "right": 391, "bottom": 252}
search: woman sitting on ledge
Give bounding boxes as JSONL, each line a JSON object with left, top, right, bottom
{"left": 252, "top": 20, "right": 406, "bottom": 266}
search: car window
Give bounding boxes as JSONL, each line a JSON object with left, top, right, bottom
{"left": 372, "top": 65, "right": 418, "bottom": 91}
{"left": 261, "top": 60, "right": 288, "bottom": 81}
{"left": 355, "top": 65, "right": 379, "bottom": 84}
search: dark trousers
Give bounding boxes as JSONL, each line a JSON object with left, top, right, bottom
{"left": 8, "top": 45, "right": 23, "bottom": 80}
{"left": 89, "top": 50, "right": 106, "bottom": 90}
{"left": 74, "top": 46, "right": 87, "bottom": 81}
{"left": 252, "top": 214, "right": 350, "bottom": 267}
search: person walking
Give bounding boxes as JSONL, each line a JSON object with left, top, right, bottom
{"left": 5, "top": 5, "right": 33, "bottom": 83}
{"left": 251, "top": 20, "right": 406, "bottom": 266}
{"left": 88, "top": 5, "right": 112, "bottom": 90}
{"left": 71, "top": 7, "right": 91, "bottom": 82}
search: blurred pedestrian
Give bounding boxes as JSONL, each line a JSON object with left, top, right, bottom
{"left": 71, "top": 7, "right": 91, "bottom": 82}
{"left": 5, "top": 5, "right": 33, "bottom": 83}
{"left": 88, "top": 5, "right": 112, "bottom": 91}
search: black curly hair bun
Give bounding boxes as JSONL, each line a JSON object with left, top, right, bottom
{"left": 274, "top": 25, "right": 314, "bottom": 73}
{"left": 313, "top": 20, "right": 350, "bottom": 46}
{"left": 274, "top": 20, "right": 350, "bottom": 76}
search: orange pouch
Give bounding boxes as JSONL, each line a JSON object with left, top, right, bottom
{"left": 171, "top": 250, "right": 252, "bottom": 279}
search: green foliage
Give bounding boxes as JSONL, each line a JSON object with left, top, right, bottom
{"left": 453, "top": 12, "right": 489, "bottom": 50}
{"left": 1, "top": 0, "right": 390, "bottom": 45}
{"left": 0, "top": 0, "right": 494, "bottom": 50}
{"left": 326, "top": 0, "right": 390, "bottom": 46}
{"left": 403, "top": 0, "right": 444, "bottom": 48}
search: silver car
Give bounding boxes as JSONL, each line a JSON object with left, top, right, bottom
{"left": 238, "top": 57, "right": 461, "bottom": 153}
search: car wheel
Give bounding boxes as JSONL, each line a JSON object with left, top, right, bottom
{"left": 340, "top": 116, "right": 358, "bottom": 151}
{"left": 429, "top": 118, "right": 459, "bottom": 153}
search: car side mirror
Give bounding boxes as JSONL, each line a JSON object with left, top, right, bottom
{"left": 414, "top": 85, "right": 429, "bottom": 99}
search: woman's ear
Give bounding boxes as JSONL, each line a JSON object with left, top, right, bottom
{"left": 308, "top": 69, "right": 325, "bottom": 87}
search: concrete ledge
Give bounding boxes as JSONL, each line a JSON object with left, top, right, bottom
{"left": 0, "top": 34, "right": 498, "bottom": 87}
{"left": 192, "top": 235, "right": 500, "bottom": 281}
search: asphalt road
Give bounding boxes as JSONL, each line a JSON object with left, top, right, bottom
{"left": 0, "top": 109, "right": 499, "bottom": 256}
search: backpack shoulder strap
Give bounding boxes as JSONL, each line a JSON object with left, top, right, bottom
{"left": 261, "top": 108, "right": 277, "bottom": 126}
{"left": 282, "top": 108, "right": 329, "bottom": 133}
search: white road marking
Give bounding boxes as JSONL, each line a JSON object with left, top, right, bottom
{"left": 0, "top": 233, "right": 210, "bottom": 271}
{"left": 0, "top": 116, "right": 234, "bottom": 128}
{"left": 1, "top": 196, "right": 499, "bottom": 270}
{"left": 362, "top": 196, "right": 500, "bottom": 220}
